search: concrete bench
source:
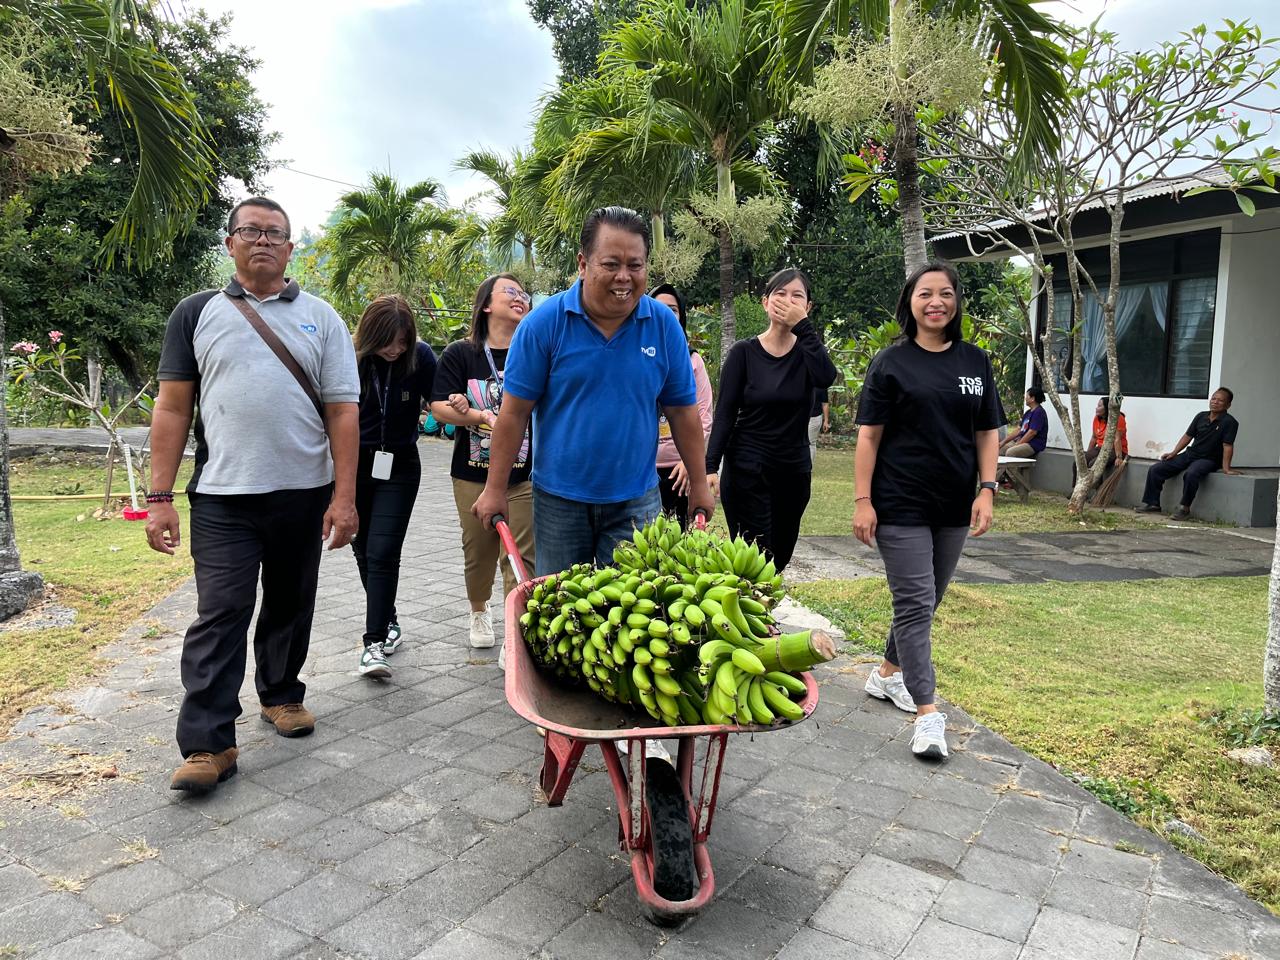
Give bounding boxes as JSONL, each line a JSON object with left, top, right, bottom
{"left": 1027, "top": 449, "right": 1278, "bottom": 526}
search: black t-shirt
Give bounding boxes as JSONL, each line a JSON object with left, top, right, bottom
{"left": 1183, "top": 410, "right": 1238, "bottom": 466}
{"left": 856, "top": 339, "right": 1007, "bottom": 526}
{"left": 705, "top": 320, "right": 838, "bottom": 473}
{"left": 810, "top": 386, "right": 829, "bottom": 418}
{"left": 431, "top": 340, "right": 533, "bottom": 485}
{"left": 357, "top": 342, "right": 436, "bottom": 450}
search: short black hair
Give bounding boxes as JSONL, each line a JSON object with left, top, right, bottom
{"left": 1214, "top": 386, "right": 1234, "bottom": 404}
{"left": 580, "top": 206, "right": 650, "bottom": 256}
{"left": 228, "top": 197, "right": 292, "bottom": 238}
{"left": 764, "top": 268, "right": 812, "bottom": 301}
{"left": 895, "top": 260, "right": 964, "bottom": 344}
{"left": 1027, "top": 387, "right": 1045, "bottom": 403}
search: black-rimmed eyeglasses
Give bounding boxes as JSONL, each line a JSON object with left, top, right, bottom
{"left": 230, "top": 226, "right": 290, "bottom": 245}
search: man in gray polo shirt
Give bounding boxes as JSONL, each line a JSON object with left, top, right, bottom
{"left": 146, "top": 196, "right": 360, "bottom": 795}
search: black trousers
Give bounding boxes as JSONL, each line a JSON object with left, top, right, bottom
{"left": 351, "top": 446, "right": 421, "bottom": 647}
{"left": 176, "top": 484, "right": 329, "bottom": 757}
{"left": 657, "top": 465, "right": 690, "bottom": 532}
{"left": 1142, "top": 453, "right": 1218, "bottom": 508}
{"left": 719, "top": 460, "right": 811, "bottom": 572}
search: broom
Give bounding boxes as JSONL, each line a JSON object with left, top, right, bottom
{"left": 1093, "top": 456, "right": 1128, "bottom": 507}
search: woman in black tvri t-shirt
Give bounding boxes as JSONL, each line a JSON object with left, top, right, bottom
{"left": 853, "top": 261, "right": 1005, "bottom": 761}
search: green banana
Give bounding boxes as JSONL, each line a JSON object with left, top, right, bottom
{"left": 761, "top": 681, "right": 804, "bottom": 720}
{"left": 747, "top": 677, "right": 774, "bottom": 724}
{"left": 731, "top": 647, "right": 766, "bottom": 676}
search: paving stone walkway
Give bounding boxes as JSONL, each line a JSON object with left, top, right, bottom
{"left": 2, "top": 440, "right": 1278, "bottom": 959}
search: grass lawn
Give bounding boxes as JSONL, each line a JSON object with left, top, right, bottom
{"left": 790, "top": 574, "right": 1280, "bottom": 913}
{"left": 805, "top": 445, "right": 1172, "bottom": 536}
{"left": 2, "top": 454, "right": 195, "bottom": 725}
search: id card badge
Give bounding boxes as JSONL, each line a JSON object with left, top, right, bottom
{"left": 371, "top": 450, "right": 394, "bottom": 480}
{"left": 658, "top": 415, "right": 672, "bottom": 439}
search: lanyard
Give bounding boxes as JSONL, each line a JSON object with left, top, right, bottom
{"left": 371, "top": 365, "right": 392, "bottom": 450}
{"left": 483, "top": 344, "right": 503, "bottom": 407}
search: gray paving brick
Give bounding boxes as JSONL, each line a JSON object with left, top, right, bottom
{"left": 956, "top": 844, "right": 1056, "bottom": 899}
{"left": 349, "top": 790, "right": 442, "bottom": 833}
{"left": 872, "top": 825, "right": 969, "bottom": 872}
{"left": 124, "top": 889, "right": 239, "bottom": 950}
{"left": 1046, "top": 870, "right": 1147, "bottom": 929}
{"left": 260, "top": 868, "right": 385, "bottom": 936}
{"left": 325, "top": 895, "right": 451, "bottom": 960}
{"left": 306, "top": 733, "right": 396, "bottom": 770}
{"left": 0, "top": 862, "right": 48, "bottom": 911}
{"left": 355, "top": 750, "right": 441, "bottom": 788}
{"left": 0, "top": 893, "right": 103, "bottom": 952}
{"left": 838, "top": 853, "right": 949, "bottom": 903}
{"left": 205, "top": 849, "right": 321, "bottom": 906}
{"left": 291, "top": 815, "right": 390, "bottom": 864}
{"left": 535, "top": 845, "right": 630, "bottom": 904}
{"left": 974, "top": 816, "right": 1068, "bottom": 866}
{"left": 175, "top": 913, "right": 312, "bottom": 960}
{"left": 1143, "top": 894, "right": 1256, "bottom": 956}
{"left": 932, "top": 878, "right": 1039, "bottom": 943}
{"left": 1133, "top": 939, "right": 1217, "bottom": 960}
{"left": 543, "top": 912, "right": 664, "bottom": 960}
{"left": 246, "top": 754, "right": 344, "bottom": 792}
{"left": 828, "top": 778, "right": 913, "bottom": 820}
{"left": 400, "top": 808, "right": 488, "bottom": 857}
{"left": 457, "top": 780, "right": 535, "bottom": 823}
{"left": 31, "top": 925, "right": 162, "bottom": 959}
{"left": 27, "top": 830, "right": 132, "bottom": 881}
{"left": 811, "top": 886, "right": 926, "bottom": 955}
{"left": 158, "top": 827, "right": 262, "bottom": 880}
{"left": 412, "top": 926, "right": 529, "bottom": 960}
{"left": 899, "top": 917, "right": 1020, "bottom": 959}
{"left": 80, "top": 859, "right": 186, "bottom": 915}
{"left": 1024, "top": 906, "right": 1140, "bottom": 960}
{"left": 458, "top": 823, "right": 566, "bottom": 877}
{"left": 723, "top": 863, "right": 829, "bottom": 923}
{"left": 336, "top": 837, "right": 448, "bottom": 890}
{"left": 991, "top": 790, "right": 1079, "bottom": 833}
{"left": 230, "top": 797, "right": 331, "bottom": 844}
{"left": 772, "top": 926, "right": 893, "bottom": 959}
{"left": 393, "top": 859, "right": 510, "bottom": 923}
{"left": 463, "top": 877, "right": 578, "bottom": 946}
{"left": 1060, "top": 838, "right": 1155, "bottom": 887}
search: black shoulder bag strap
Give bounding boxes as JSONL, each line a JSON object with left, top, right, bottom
{"left": 225, "top": 292, "right": 326, "bottom": 426}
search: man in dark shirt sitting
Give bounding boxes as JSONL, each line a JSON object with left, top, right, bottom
{"left": 1136, "top": 387, "right": 1241, "bottom": 520}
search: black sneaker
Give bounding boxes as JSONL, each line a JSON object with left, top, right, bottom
{"left": 1171, "top": 506, "right": 1192, "bottom": 521}
{"left": 1133, "top": 503, "right": 1163, "bottom": 514}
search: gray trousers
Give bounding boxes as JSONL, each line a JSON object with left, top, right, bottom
{"left": 877, "top": 524, "right": 969, "bottom": 706}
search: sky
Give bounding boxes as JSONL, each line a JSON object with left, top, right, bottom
{"left": 193, "top": 0, "right": 1279, "bottom": 235}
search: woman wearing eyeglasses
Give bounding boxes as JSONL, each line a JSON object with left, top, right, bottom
{"left": 705, "top": 268, "right": 837, "bottom": 572}
{"left": 429, "top": 275, "right": 535, "bottom": 651}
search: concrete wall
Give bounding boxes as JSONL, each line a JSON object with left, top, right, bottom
{"left": 1028, "top": 450, "right": 1278, "bottom": 527}
{"left": 1022, "top": 211, "right": 1279, "bottom": 468}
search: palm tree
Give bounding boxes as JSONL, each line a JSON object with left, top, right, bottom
{"left": 448, "top": 149, "right": 543, "bottom": 274}
{"left": 781, "top": 0, "right": 1069, "bottom": 274}
{"left": 0, "top": 0, "right": 215, "bottom": 584}
{"left": 326, "top": 173, "right": 456, "bottom": 301}
{"left": 602, "top": 0, "right": 810, "bottom": 359}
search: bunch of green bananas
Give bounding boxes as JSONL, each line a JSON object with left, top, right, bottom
{"left": 611, "top": 514, "right": 784, "bottom": 603}
{"left": 518, "top": 520, "right": 835, "bottom": 727}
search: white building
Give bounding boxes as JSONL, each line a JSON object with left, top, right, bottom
{"left": 933, "top": 180, "right": 1279, "bottom": 526}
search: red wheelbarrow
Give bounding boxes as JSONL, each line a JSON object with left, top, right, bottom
{"left": 494, "top": 517, "right": 820, "bottom": 925}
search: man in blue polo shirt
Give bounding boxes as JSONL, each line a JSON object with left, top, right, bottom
{"left": 472, "top": 206, "right": 714, "bottom": 575}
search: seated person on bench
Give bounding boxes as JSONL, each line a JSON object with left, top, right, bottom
{"left": 1136, "top": 387, "right": 1240, "bottom": 520}
{"left": 1000, "top": 387, "right": 1047, "bottom": 460}
{"left": 1086, "top": 396, "right": 1127, "bottom": 470}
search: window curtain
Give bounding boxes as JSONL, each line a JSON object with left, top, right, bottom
{"left": 1082, "top": 282, "right": 1169, "bottom": 392}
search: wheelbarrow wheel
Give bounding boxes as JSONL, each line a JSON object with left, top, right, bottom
{"left": 645, "top": 756, "right": 696, "bottom": 911}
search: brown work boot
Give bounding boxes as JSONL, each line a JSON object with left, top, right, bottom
{"left": 170, "top": 748, "right": 238, "bottom": 794}
{"left": 260, "top": 702, "right": 315, "bottom": 738}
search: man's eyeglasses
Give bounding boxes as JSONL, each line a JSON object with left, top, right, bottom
{"left": 230, "top": 226, "right": 290, "bottom": 245}
{"left": 498, "top": 285, "right": 532, "bottom": 304}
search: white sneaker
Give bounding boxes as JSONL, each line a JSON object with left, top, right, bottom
{"left": 621, "top": 739, "right": 672, "bottom": 765}
{"left": 358, "top": 642, "right": 392, "bottom": 679}
{"left": 469, "top": 606, "right": 494, "bottom": 649}
{"left": 911, "top": 712, "right": 949, "bottom": 759}
{"left": 864, "top": 668, "right": 917, "bottom": 713}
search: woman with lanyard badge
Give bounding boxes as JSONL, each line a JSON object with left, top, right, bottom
{"left": 854, "top": 262, "right": 1004, "bottom": 759}
{"left": 351, "top": 295, "right": 437, "bottom": 679}
{"left": 430, "top": 274, "right": 535, "bottom": 653}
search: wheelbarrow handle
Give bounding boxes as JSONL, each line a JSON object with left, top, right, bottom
{"left": 492, "top": 514, "right": 531, "bottom": 585}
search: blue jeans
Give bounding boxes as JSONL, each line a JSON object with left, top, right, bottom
{"left": 532, "top": 485, "right": 662, "bottom": 577}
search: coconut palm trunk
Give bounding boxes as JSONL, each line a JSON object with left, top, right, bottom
{"left": 0, "top": 298, "right": 22, "bottom": 575}
{"left": 894, "top": 103, "right": 928, "bottom": 276}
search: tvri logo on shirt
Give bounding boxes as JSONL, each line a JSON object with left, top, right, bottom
{"left": 640, "top": 346, "right": 657, "bottom": 358}
{"left": 957, "top": 376, "right": 984, "bottom": 396}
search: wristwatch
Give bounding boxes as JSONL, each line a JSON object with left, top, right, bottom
{"left": 979, "top": 481, "right": 998, "bottom": 495}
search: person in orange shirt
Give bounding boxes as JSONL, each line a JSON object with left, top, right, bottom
{"left": 1086, "top": 396, "right": 1127, "bottom": 469}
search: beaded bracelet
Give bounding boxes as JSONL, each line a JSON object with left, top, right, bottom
{"left": 145, "top": 491, "right": 175, "bottom": 504}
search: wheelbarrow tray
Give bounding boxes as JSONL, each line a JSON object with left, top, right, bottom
{"left": 503, "top": 576, "right": 819, "bottom": 740}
